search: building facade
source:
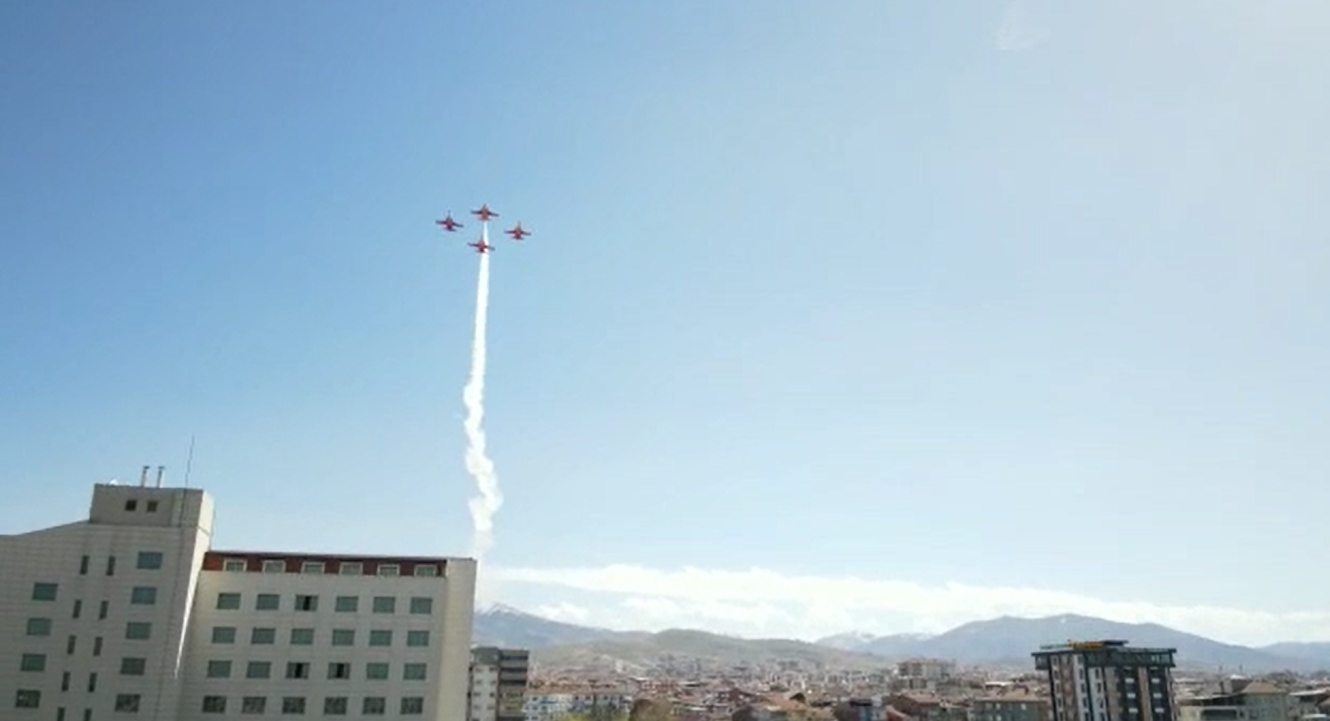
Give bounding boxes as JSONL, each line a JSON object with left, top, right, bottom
{"left": 1034, "top": 640, "right": 1178, "bottom": 721}
{"left": 1179, "top": 681, "right": 1292, "bottom": 721}
{"left": 467, "top": 647, "right": 528, "bottom": 721}
{"left": 971, "top": 695, "right": 1053, "bottom": 721}
{"left": 1, "top": 482, "right": 477, "bottom": 721}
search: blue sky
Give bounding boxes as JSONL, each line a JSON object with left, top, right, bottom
{"left": 2, "top": 1, "right": 1328, "bottom": 645}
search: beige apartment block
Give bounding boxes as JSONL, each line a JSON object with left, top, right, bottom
{"left": 1, "top": 482, "right": 477, "bottom": 721}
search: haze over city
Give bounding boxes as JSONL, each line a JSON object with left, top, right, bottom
{"left": 3, "top": 1, "right": 1328, "bottom": 650}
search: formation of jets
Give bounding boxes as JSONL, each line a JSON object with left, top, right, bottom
{"left": 435, "top": 204, "right": 532, "bottom": 254}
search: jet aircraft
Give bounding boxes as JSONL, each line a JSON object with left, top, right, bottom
{"left": 471, "top": 204, "right": 499, "bottom": 222}
{"left": 505, "top": 222, "right": 531, "bottom": 240}
{"left": 435, "top": 213, "right": 464, "bottom": 232}
{"left": 436, "top": 212, "right": 462, "bottom": 232}
{"left": 468, "top": 239, "right": 494, "bottom": 254}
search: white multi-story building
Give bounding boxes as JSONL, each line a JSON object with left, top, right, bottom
{"left": 1, "top": 481, "right": 477, "bottom": 721}
{"left": 523, "top": 689, "right": 633, "bottom": 721}
{"left": 467, "top": 648, "right": 527, "bottom": 721}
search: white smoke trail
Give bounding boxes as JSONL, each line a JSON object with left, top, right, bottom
{"left": 463, "top": 224, "right": 502, "bottom": 563}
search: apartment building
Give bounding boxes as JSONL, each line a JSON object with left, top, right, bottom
{"left": 1179, "top": 681, "right": 1292, "bottom": 721}
{"left": 1034, "top": 640, "right": 1178, "bottom": 721}
{"left": 467, "top": 647, "right": 528, "bottom": 721}
{"left": 970, "top": 693, "right": 1052, "bottom": 721}
{"left": 523, "top": 689, "right": 634, "bottom": 721}
{"left": 1, "top": 481, "right": 477, "bottom": 721}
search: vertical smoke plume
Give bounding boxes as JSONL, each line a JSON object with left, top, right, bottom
{"left": 463, "top": 224, "right": 502, "bottom": 563}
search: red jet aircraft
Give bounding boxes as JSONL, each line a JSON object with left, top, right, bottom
{"left": 471, "top": 204, "right": 499, "bottom": 222}
{"left": 505, "top": 222, "right": 532, "bottom": 240}
{"left": 435, "top": 213, "right": 464, "bottom": 232}
{"left": 468, "top": 239, "right": 495, "bottom": 254}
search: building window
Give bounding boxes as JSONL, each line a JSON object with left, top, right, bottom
{"left": 98, "top": 600, "right": 109, "bottom": 619}
{"left": 401, "top": 697, "right": 425, "bottom": 715}
{"left": 290, "top": 628, "right": 315, "bottom": 645}
{"left": 413, "top": 564, "right": 438, "bottom": 577}
{"left": 202, "top": 696, "right": 226, "bottom": 714}
{"left": 207, "top": 660, "right": 232, "bottom": 678}
{"left": 119, "top": 658, "right": 146, "bottom": 676}
{"left": 106, "top": 556, "right": 117, "bottom": 575}
{"left": 301, "top": 561, "right": 325, "bottom": 574}
{"left": 15, "top": 690, "right": 41, "bottom": 709}
{"left": 216, "top": 592, "right": 241, "bottom": 610}
{"left": 331, "top": 629, "right": 355, "bottom": 646}
{"left": 72, "top": 600, "right": 82, "bottom": 619}
{"left": 211, "top": 626, "right": 236, "bottom": 643}
{"left": 32, "top": 582, "right": 58, "bottom": 601}
{"left": 363, "top": 697, "right": 387, "bottom": 715}
{"left": 338, "top": 562, "right": 363, "bottom": 576}
{"left": 285, "top": 662, "right": 310, "bottom": 680}
{"left": 246, "top": 661, "right": 272, "bottom": 679}
{"left": 130, "top": 587, "right": 157, "bottom": 605}
{"left": 20, "top": 654, "right": 46, "bottom": 672}
{"left": 93, "top": 635, "right": 104, "bottom": 656}
{"left": 125, "top": 499, "right": 138, "bottom": 511}
{"left": 369, "top": 630, "right": 392, "bottom": 647}
{"left": 366, "top": 662, "right": 389, "bottom": 680}
{"left": 324, "top": 697, "right": 349, "bottom": 715}
{"left": 79, "top": 556, "right": 89, "bottom": 575}
{"left": 241, "top": 697, "right": 266, "bottom": 714}
{"left": 327, "top": 662, "right": 351, "bottom": 680}
{"left": 334, "top": 596, "right": 358, "bottom": 613}
{"left": 409, "top": 597, "right": 433, "bottom": 614}
{"left": 262, "top": 560, "right": 286, "bottom": 574}
{"left": 222, "top": 558, "right": 246, "bottom": 572}
{"left": 87, "top": 672, "right": 97, "bottom": 692}
{"left": 403, "top": 663, "right": 427, "bottom": 680}
{"left": 146, "top": 500, "right": 159, "bottom": 512}
{"left": 377, "top": 564, "right": 400, "bottom": 577}
{"left": 136, "top": 551, "right": 163, "bottom": 570}
{"left": 281, "top": 697, "right": 306, "bottom": 715}
{"left": 295, "top": 594, "right": 318, "bottom": 612}
{"left": 67, "top": 636, "right": 76, "bottom": 654}
{"left": 251, "top": 627, "right": 276, "bottom": 645}
{"left": 114, "top": 694, "right": 141, "bottom": 713}
{"left": 125, "top": 622, "right": 151, "bottom": 640}
{"left": 255, "top": 593, "right": 280, "bottom": 611}
{"left": 372, "top": 596, "right": 396, "bottom": 613}
{"left": 61, "top": 672, "right": 69, "bottom": 691}
{"left": 26, "top": 618, "right": 52, "bottom": 636}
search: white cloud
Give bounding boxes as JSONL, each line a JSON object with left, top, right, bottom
{"left": 995, "top": 0, "right": 1052, "bottom": 52}
{"left": 488, "top": 563, "right": 1330, "bottom": 647}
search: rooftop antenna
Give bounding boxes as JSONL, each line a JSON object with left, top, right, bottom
{"left": 183, "top": 435, "right": 195, "bottom": 489}
{"left": 139, "top": 465, "right": 150, "bottom": 487}
{"left": 155, "top": 465, "right": 165, "bottom": 488}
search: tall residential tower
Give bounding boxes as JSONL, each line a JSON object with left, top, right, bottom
{"left": 1034, "top": 640, "right": 1178, "bottom": 721}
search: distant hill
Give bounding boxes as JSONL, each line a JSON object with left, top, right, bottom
{"left": 817, "top": 631, "right": 936, "bottom": 657}
{"left": 472, "top": 605, "right": 1324, "bottom": 673}
{"left": 1257, "top": 642, "right": 1330, "bottom": 670}
{"left": 534, "top": 628, "right": 883, "bottom": 669}
{"left": 815, "top": 614, "right": 1318, "bottom": 672}
{"left": 472, "top": 603, "right": 646, "bottom": 649}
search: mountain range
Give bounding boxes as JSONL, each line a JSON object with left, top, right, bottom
{"left": 472, "top": 604, "right": 1330, "bottom": 673}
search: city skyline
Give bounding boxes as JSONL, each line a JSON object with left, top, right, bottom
{"left": 3, "top": 2, "right": 1328, "bottom": 649}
